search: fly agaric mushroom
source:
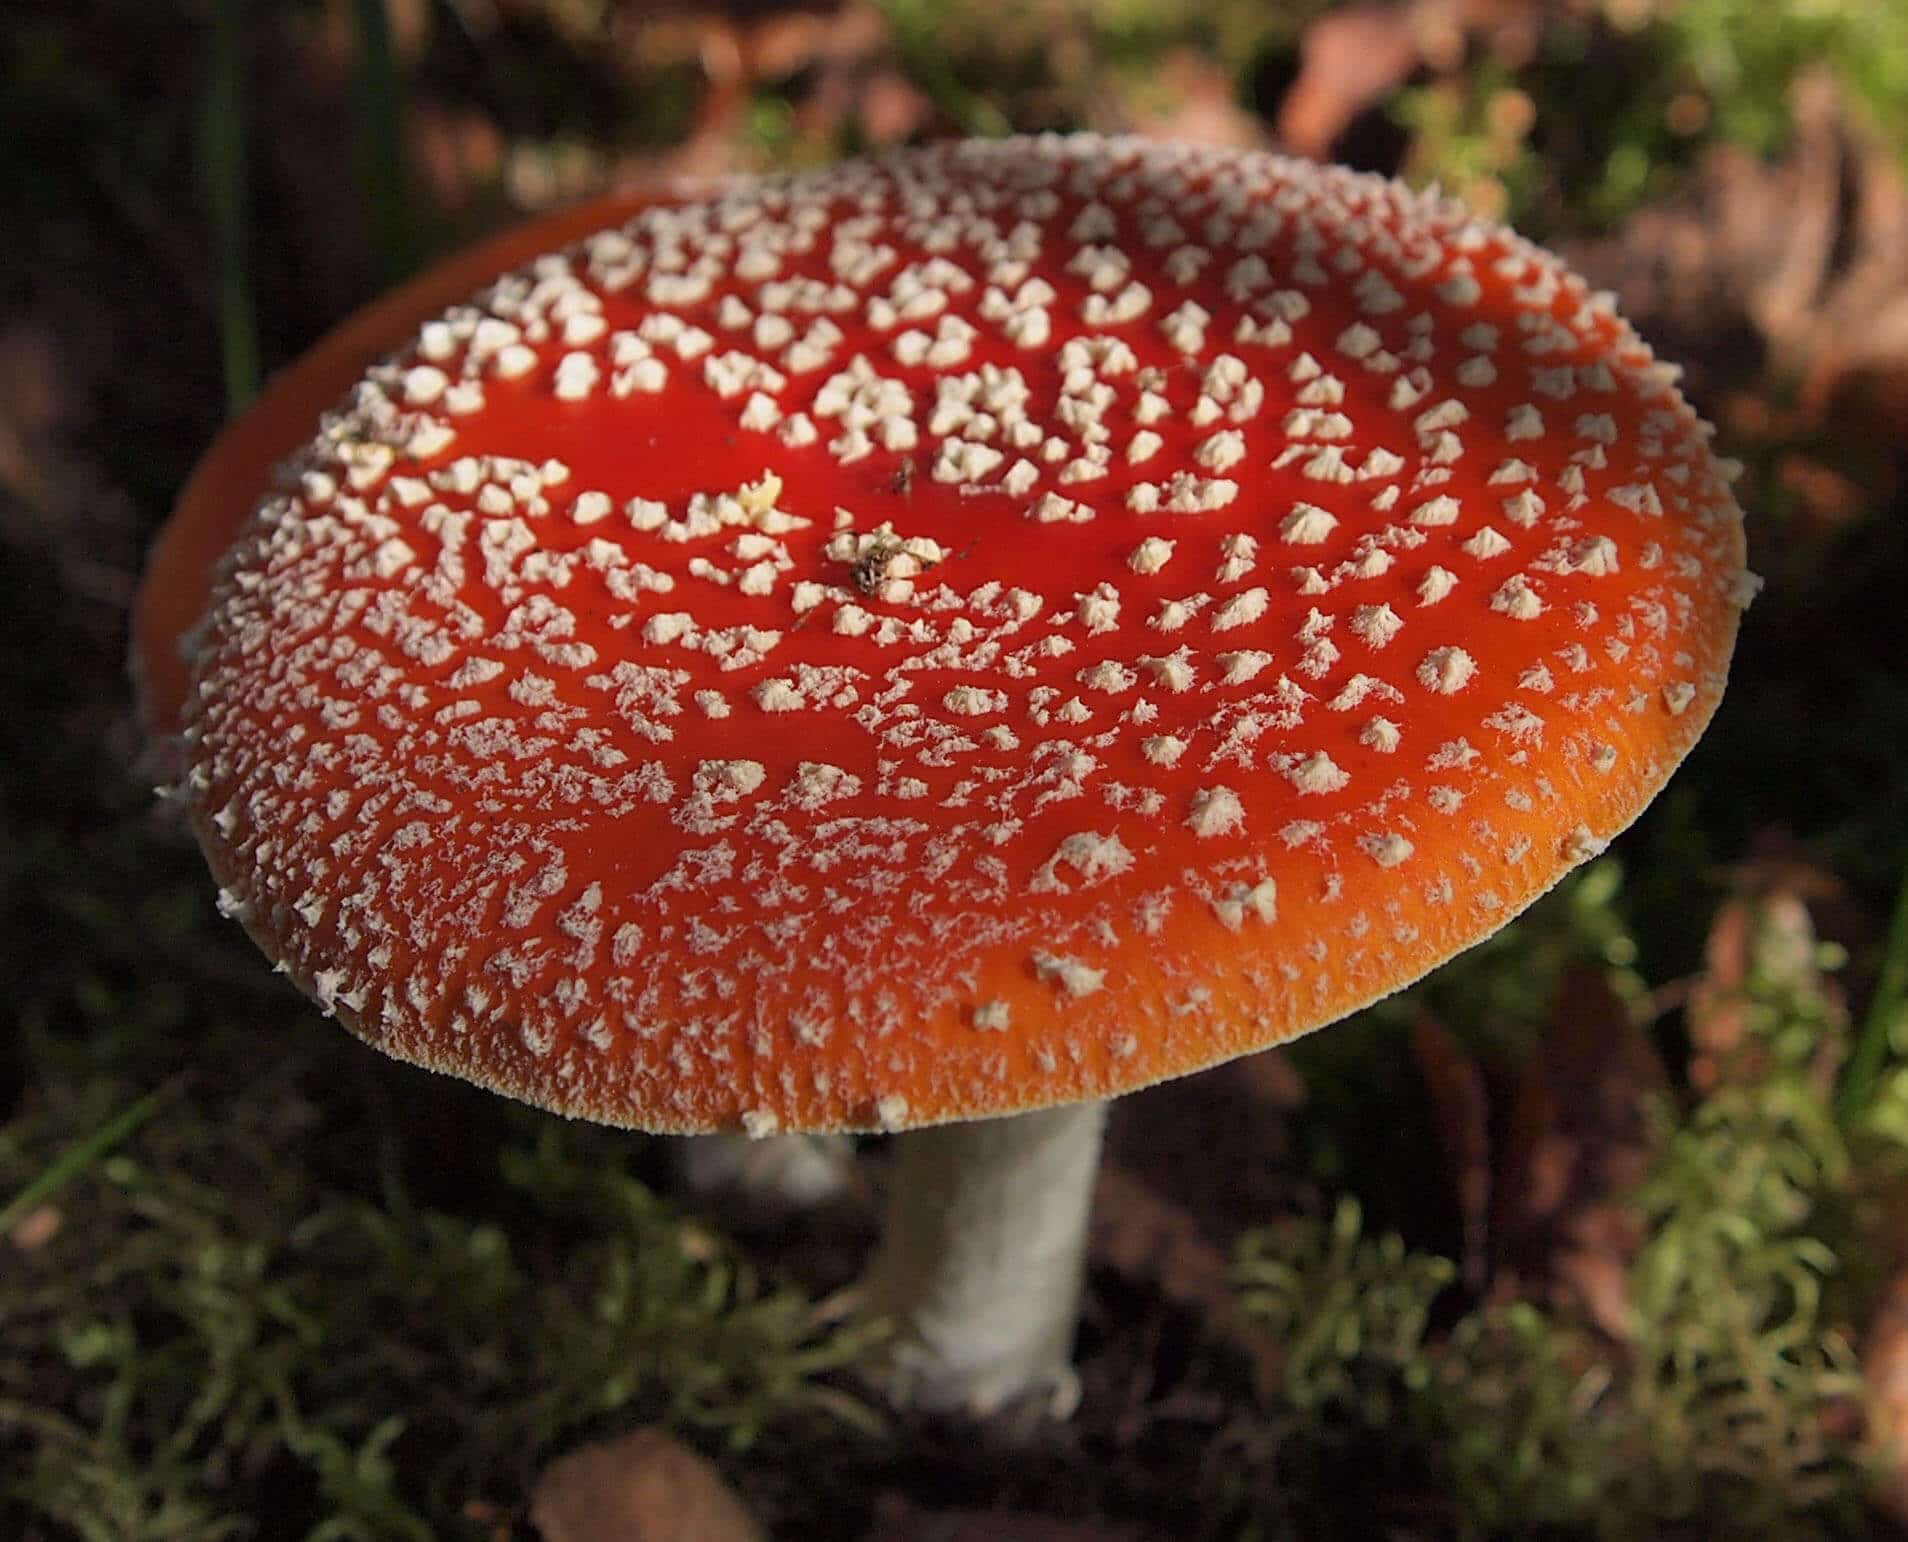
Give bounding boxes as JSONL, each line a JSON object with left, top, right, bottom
{"left": 148, "top": 137, "right": 1752, "bottom": 1418}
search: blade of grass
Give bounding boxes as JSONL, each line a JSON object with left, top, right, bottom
{"left": 201, "top": 0, "right": 259, "bottom": 414}
{"left": 1839, "top": 860, "right": 1908, "bottom": 1126}
{"left": 0, "top": 1080, "right": 181, "bottom": 1236}
{"left": 351, "top": 0, "right": 421, "bottom": 284}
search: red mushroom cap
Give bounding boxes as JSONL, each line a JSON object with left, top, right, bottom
{"left": 173, "top": 137, "right": 1750, "bottom": 1134}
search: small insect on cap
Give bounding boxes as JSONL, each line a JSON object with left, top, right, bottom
{"left": 176, "top": 137, "right": 1751, "bottom": 1135}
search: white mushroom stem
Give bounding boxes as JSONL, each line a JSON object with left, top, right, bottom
{"left": 676, "top": 1132, "right": 855, "bottom": 1216}
{"left": 865, "top": 1099, "right": 1108, "bottom": 1418}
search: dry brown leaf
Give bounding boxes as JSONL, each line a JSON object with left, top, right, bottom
{"left": 1733, "top": 834, "right": 1876, "bottom": 969}
{"left": 1685, "top": 896, "right": 1753, "bottom": 1094}
{"left": 1094, "top": 1051, "right": 1300, "bottom": 1400}
{"left": 406, "top": 103, "right": 508, "bottom": 214}
{"left": 530, "top": 1427, "right": 764, "bottom": 1542}
{"left": 0, "top": 321, "right": 69, "bottom": 513}
{"left": 1092, "top": 1164, "right": 1233, "bottom": 1316}
{"left": 460, "top": 1497, "right": 513, "bottom": 1542}
{"left": 1410, "top": 1015, "right": 1492, "bottom": 1291}
{"left": 1123, "top": 48, "right": 1268, "bottom": 149}
{"left": 1866, "top": 1267, "right": 1908, "bottom": 1523}
{"left": 0, "top": 314, "right": 142, "bottom": 612}
{"left": 1568, "top": 69, "right": 1908, "bottom": 478}
{"left": 1275, "top": 3, "right": 1422, "bottom": 159}
{"left": 856, "top": 70, "right": 934, "bottom": 147}
{"left": 1271, "top": 0, "right": 1550, "bottom": 159}
{"left": 1687, "top": 885, "right": 1846, "bottom": 1096}
{"left": 318, "top": 0, "right": 434, "bottom": 68}
{"left": 1491, "top": 969, "right": 1668, "bottom": 1340}
{"left": 1102, "top": 1051, "right": 1299, "bottom": 1249}
{"left": 1776, "top": 453, "right": 1869, "bottom": 527}
{"left": 620, "top": 2, "right": 896, "bottom": 172}
{"left": 1090, "top": 1164, "right": 1281, "bottom": 1401}
{"left": 6, "top": 1205, "right": 61, "bottom": 1252}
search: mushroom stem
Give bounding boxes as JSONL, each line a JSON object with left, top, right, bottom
{"left": 866, "top": 1098, "right": 1107, "bottom": 1418}
{"left": 675, "top": 1132, "right": 855, "bottom": 1219}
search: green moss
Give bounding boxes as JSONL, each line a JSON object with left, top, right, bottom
{"left": 1223, "top": 892, "right": 1881, "bottom": 1540}
{"left": 0, "top": 1071, "right": 874, "bottom": 1537}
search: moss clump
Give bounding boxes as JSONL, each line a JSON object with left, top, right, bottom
{"left": 0, "top": 1089, "right": 874, "bottom": 1538}
{"left": 1218, "top": 890, "right": 1882, "bottom": 1541}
